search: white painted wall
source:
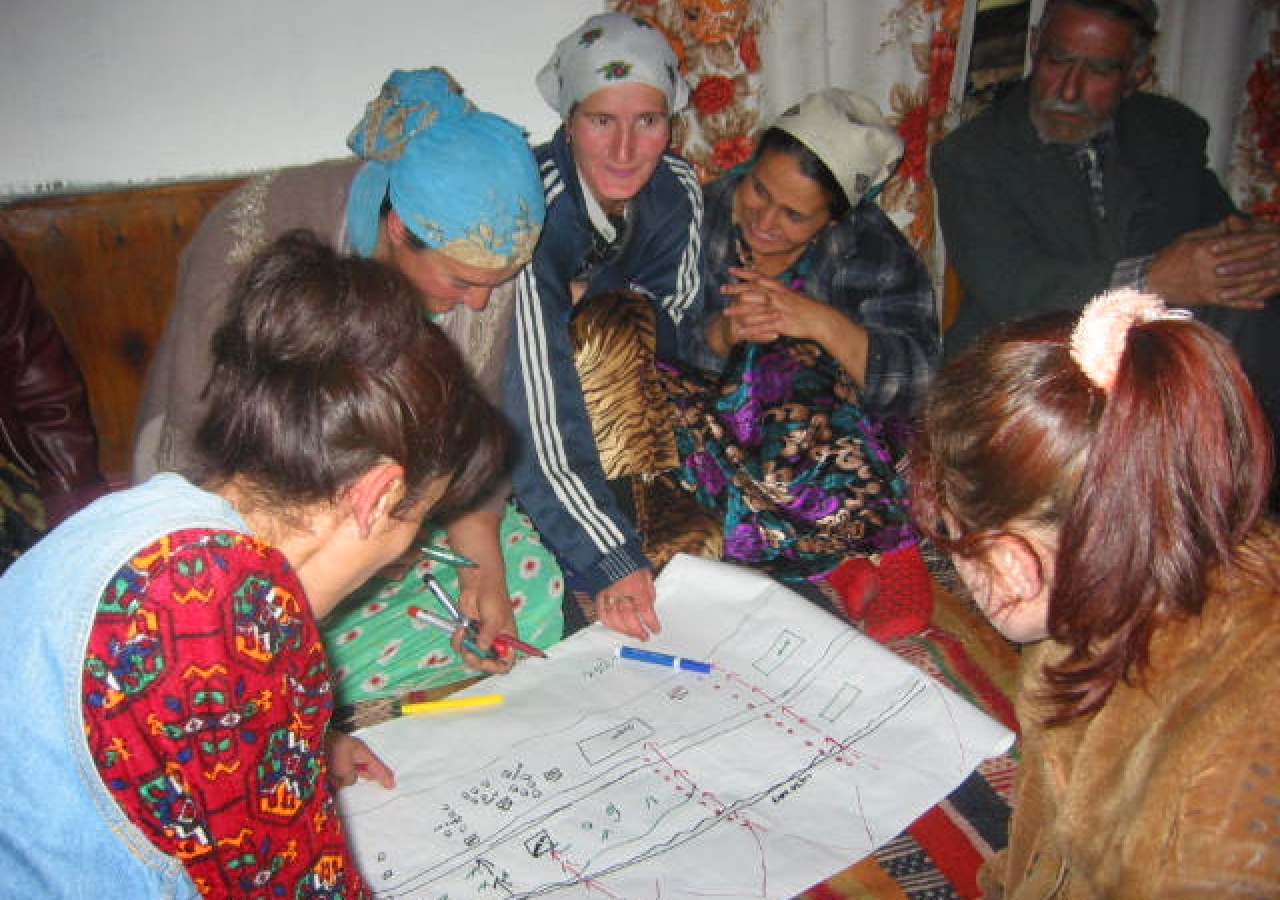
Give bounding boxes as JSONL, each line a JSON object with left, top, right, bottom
{"left": 1, "top": 0, "right": 601, "bottom": 198}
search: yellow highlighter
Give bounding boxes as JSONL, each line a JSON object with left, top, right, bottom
{"left": 400, "top": 694, "right": 505, "bottom": 716}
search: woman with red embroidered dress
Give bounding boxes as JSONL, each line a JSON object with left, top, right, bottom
{"left": 0, "top": 230, "right": 508, "bottom": 899}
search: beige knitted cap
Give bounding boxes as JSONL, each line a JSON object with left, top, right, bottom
{"left": 771, "top": 89, "right": 903, "bottom": 208}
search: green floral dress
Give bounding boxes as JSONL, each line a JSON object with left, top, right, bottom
{"left": 322, "top": 503, "right": 564, "bottom": 704}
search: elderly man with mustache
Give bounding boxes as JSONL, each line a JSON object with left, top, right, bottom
{"left": 932, "top": 0, "right": 1280, "bottom": 486}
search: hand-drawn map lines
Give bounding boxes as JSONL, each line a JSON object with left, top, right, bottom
{"left": 359, "top": 624, "right": 942, "bottom": 900}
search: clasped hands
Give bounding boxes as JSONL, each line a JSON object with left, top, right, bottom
{"left": 712, "top": 266, "right": 832, "bottom": 349}
{"left": 1148, "top": 214, "right": 1280, "bottom": 310}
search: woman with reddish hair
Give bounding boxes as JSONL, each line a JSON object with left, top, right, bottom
{"left": 910, "top": 288, "right": 1280, "bottom": 898}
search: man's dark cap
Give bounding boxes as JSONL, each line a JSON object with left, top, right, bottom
{"left": 1115, "top": 0, "right": 1159, "bottom": 30}
{"left": 1055, "top": 0, "right": 1159, "bottom": 33}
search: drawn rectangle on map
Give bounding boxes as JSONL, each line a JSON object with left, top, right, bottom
{"left": 578, "top": 717, "right": 653, "bottom": 766}
{"left": 754, "top": 628, "right": 804, "bottom": 676}
{"left": 821, "top": 682, "right": 862, "bottom": 721}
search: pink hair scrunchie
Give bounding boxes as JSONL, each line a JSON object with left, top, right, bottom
{"left": 1069, "top": 288, "right": 1193, "bottom": 392}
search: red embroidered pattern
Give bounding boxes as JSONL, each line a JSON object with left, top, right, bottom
{"left": 83, "top": 529, "right": 370, "bottom": 899}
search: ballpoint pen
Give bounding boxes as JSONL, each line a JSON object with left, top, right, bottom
{"left": 419, "top": 543, "right": 476, "bottom": 569}
{"left": 421, "top": 571, "right": 466, "bottom": 623}
{"left": 491, "top": 632, "right": 548, "bottom": 660}
{"left": 409, "top": 596, "right": 492, "bottom": 659}
{"left": 408, "top": 603, "right": 549, "bottom": 660}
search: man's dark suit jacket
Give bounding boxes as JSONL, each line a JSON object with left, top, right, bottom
{"left": 932, "top": 79, "right": 1280, "bottom": 444}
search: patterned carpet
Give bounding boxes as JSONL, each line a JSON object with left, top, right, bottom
{"left": 794, "top": 567, "right": 1022, "bottom": 900}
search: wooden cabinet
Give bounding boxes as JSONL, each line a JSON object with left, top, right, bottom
{"left": 0, "top": 178, "right": 245, "bottom": 485}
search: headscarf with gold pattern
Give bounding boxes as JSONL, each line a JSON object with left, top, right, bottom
{"left": 346, "top": 68, "right": 544, "bottom": 269}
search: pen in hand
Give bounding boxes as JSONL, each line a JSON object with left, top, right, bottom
{"left": 491, "top": 632, "right": 548, "bottom": 660}
{"left": 408, "top": 601, "right": 493, "bottom": 660}
{"left": 410, "top": 573, "right": 548, "bottom": 661}
{"left": 408, "top": 604, "right": 549, "bottom": 661}
{"left": 421, "top": 572, "right": 465, "bottom": 622}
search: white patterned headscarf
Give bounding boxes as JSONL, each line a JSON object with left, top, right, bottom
{"left": 537, "top": 13, "right": 689, "bottom": 120}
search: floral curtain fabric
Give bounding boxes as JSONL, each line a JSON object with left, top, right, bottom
{"left": 609, "top": 0, "right": 1277, "bottom": 286}
{"left": 1233, "top": 2, "right": 1280, "bottom": 218}
{"left": 611, "top": 0, "right": 770, "bottom": 182}
{"left": 755, "top": 0, "right": 971, "bottom": 285}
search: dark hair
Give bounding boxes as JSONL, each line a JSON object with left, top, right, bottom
{"left": 754, "top": 127, "right": 851, "bottom": 220}
{"left": 379, "top": 191, "right": 428, "bottom": 251}
{"left": 194, "top": 229, "right": 507, "bottom": 521}
{"left": 911, "top": 310, "right": 1274, "bottom": 724}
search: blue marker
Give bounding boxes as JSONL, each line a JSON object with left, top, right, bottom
{"left": 617, "top": 645, "right": 712, "bottom": 674}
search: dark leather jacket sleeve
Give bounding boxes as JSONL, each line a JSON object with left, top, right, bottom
{"left": 0, "top": 238, "right": 108, "bottom": 525}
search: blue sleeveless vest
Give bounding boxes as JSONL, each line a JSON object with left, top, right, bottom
{"left": 0, "top": 474, "right": 246, "bottom": 898}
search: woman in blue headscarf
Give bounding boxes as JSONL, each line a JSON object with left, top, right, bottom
{"left": 134, "top": 68, "right": 564, "bottom": 708}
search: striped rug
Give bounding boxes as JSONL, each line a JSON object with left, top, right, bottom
{"left": 795, "top": 580, "right": 1022, "bottom": 900}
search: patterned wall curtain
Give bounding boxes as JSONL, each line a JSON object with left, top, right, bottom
{"left": 611, "top": 0, "right": 771, "bottom": 183}
{"left": 756, "top": 0, "right": 973, "bottom": 287}
{"left": 1232, "top": 1, "right": 1280, "bottom": 218}
{"left": 610, "top": 0, "right": 975, "bottom": 295}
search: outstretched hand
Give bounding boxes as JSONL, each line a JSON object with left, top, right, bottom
{"left": 326, "top": 731, "right": 395, "bottom": 790}
{"left": 594, "top": 568, "right": 660, "bottom": 640}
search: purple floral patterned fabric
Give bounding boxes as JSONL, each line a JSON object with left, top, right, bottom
{"left": 666, "top": 336, "right": 915, "bottom": 580}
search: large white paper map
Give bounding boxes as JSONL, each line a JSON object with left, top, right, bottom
{"left": 338, "top": 554, "right": 1014, "bottom": 899}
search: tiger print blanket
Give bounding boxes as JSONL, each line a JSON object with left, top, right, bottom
{"left": 570, "top": 289, "right": 722, "bottom": 572}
